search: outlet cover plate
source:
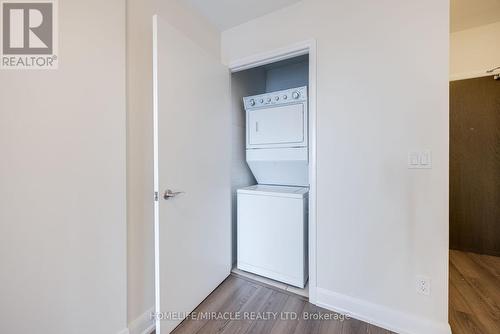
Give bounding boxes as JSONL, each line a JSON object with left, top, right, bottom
{"left": 416, "top": 275, "right": 431, "bottom": 296}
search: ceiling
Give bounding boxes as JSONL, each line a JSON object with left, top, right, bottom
{"left": 183, "top": 0, "right": 500, "bottom": 33}
{"left": 451, "top": 0, "right": 500, "bottom": 32}
{"left": 182, "top": 0, "right": 302, "bottom": 31}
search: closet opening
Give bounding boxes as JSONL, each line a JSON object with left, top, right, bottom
{"left": 229, "top": 49, "right": 316, "bottom": 299}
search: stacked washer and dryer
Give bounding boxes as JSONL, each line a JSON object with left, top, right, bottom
{"left": 237, "top": 86, "right": 309, "bottom": 288}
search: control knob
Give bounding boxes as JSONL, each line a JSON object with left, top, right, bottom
{"left": 292, "top": 91, "right": 300, "bottom": 99}
{"left": 249, "top": 99, "right": 255, "bottom": 106}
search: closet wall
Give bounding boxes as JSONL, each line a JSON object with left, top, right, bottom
{"left": 265, "top": 55, "right": 309, "bottom": 92}
{"left": 222, "top": 1, "right": 450, "bottom": 332}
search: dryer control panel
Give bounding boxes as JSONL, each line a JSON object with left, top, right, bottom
{"left": 243, "top": 86, "right": 307, "bottom": 110}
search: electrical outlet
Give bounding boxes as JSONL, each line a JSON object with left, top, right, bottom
{"left": 416, "top": 275, "right": 431, "bottom": 296}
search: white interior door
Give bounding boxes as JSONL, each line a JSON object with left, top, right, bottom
{"left": 153, "top": 15, "right": 231, "bottom": 334}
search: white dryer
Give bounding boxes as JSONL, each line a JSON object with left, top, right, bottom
{"left": 244, "top": 86, "right": 308, "bottom": 187}
{"left": 237, "top": 87, "right": 309, "bottom": 288}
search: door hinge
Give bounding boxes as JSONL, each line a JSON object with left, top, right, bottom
{"left": 154, "top": 191, "right": 159, "bottom": 201}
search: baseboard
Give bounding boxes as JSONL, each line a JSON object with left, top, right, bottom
{"left": 315, "top": 288, "right": 451, "bottom": 334}
{"left": 128, "top": 307, "right": 155, "bottom": 334}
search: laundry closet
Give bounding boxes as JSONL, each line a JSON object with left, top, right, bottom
{"left": 230, "top": 55, "right": 310, "bottom": 293}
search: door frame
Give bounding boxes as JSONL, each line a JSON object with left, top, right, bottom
{"left": 229, "top": 39, "right": 318, "bottom": 304}
{"left": 152, "top": 15, "right": 161, "bottom": 332}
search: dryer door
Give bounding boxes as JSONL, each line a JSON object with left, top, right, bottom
{"left": 247, "top": 102, "right": 307, "bottom": 149}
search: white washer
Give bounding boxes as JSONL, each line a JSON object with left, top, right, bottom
{"left": 237, "top": 185, "right": 308, "bottom": 288}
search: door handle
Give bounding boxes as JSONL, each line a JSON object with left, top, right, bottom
{"left": 163, "top": 189, "right": 185, "bottom": 200}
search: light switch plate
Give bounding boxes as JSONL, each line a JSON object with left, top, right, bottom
{"left": 408, "top": 150, "right": 432, "bottom": 169}
{"left": 408, "top": 152, "right": 420, "bottom": 166}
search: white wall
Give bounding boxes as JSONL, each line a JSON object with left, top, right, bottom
{"left": 0, "top": 1, "right": 127, "bottom": 334}
{"left": 222, "top": 1, "right": 450, "bottom": 334}
{"left": 450, "top": 21, "right": 500, "bottom": 80}
{"left": 126, "top": 0, "right": 221, "bottom": 332}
